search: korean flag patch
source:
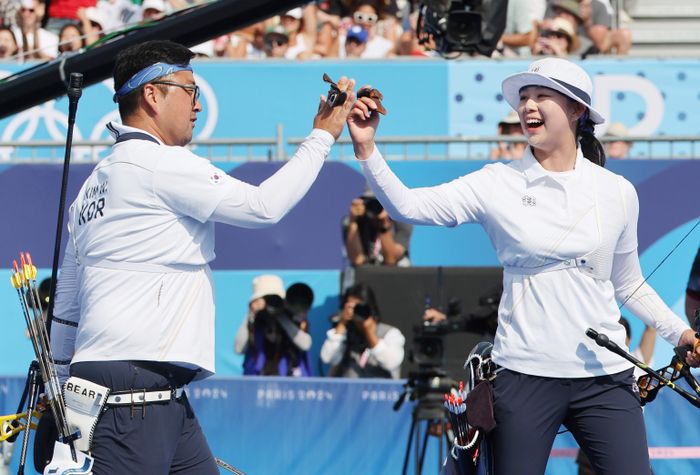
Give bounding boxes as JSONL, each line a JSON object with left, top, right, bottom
{"left": 209, "top": 172, "right": 222, "bottom": 185}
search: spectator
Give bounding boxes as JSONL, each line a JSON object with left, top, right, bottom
{"left": 280, "top": 7, "right": 316, "bottom": 59}
{"left": 313, "top": 17, "right": 340, "bottom": 58}
{"left": 346, "top": 0, "right": 394, "bottom": 58}
{"left": 0, "top": 0, "right": 21, "bottom": 29}
{"left": 57, "top": 22, "right": 83, "bottom": 54}
{"left": 76, "top": 5, "right": 105, "bottom": 45}
{"left": 0, "top": 25, "right": 18, "bottom": 59}
{"left": 236, "top": 276, "right": 314, "bottom": 377}
{"left": 686, "top": 247, "right": 700, "bottom": 326}
{"left": 343, "top": 188, "right": 412, "bottom": 266}
{"left": 397, "top": 10, "right": 433, "bottom": 57}
{"left": 490, "top": 110, "right": 527, "bottom": 160}
{"left": 46, "top": 0, "right": 95, "bottom": 35}
{"left": 14, "top": 0, "right": 58, "bottom": 60}
{"left": 320, "top": 283, "right": 405, "bottom": 378}
{"left": 549, "top": 0, "right": 630, "bottom": 56}
{"left": 579, "top": 0, "right": 631, "bottom": 55}
{"left": 141, "top": 0, "right": 166, "bottom": 22}
{"left": 344, "top": 24, "right": 367, "bottom": 57}
{"left": 499, "top": 0, "right": 536, "bottom": 56}
{"left": 604, "top": 122, "right": 632, "bottom": 159}
{"left": 263, "top": 24, "right": 289, "bottom": 58}
{"left": 532, "top": 16, "right": 579, "bottom": 57}
{"left": 229, "top": 21, "right": 268, "bottom": 59}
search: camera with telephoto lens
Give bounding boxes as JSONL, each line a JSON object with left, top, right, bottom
{"left": 253, "top": 295, "right": 290, "bottom": 339}
{"left": 361, "top": 196, "right": 384, "bottom": 220}
{"left": 353, "top": 302, "right": 373, "bottom": 321}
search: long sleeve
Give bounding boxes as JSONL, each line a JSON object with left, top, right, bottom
{"left": 51, "top": 243, "right": 81, "bottom": 384}
{"left": 210, "top": 129, "right": 334, "bottom": 228}
{"left": 278, "top": 316, "right": 312, "bottom": 352}
{"left": 358, "top": 147, "right": 492, "bottom": 227}
{"left": 320, "top": 329, "right": 346, "bottom": 366}
{"left": 233, "top": 314, "right": 252, "bottom": 355}
{"left": 611, "top": 179, "right": 689, "bottom": 347}
{"left": 612, "top": 248, "right": 689, "bottom": 347}
{"left": 369, "top": 327, "right": 405, "bottom": 371}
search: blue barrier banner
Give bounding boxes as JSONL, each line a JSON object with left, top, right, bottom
{"left": 0, "top": 160, "right": 698, "bottom": 374}
{"left": 1, "top": 59, "right": 700, "bottom": 158}
{"left": 0, "top": 376, "right": 698, "bottom": 474}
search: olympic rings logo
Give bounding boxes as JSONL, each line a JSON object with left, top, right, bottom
{"left": 0, "top": 70, "right": 218, "bottom": 161}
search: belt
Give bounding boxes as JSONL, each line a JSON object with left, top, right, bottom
{"left": 105, "top": 386, "right": 186, "bottom": 406}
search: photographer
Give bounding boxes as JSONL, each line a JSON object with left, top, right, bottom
{"left": 235, "top": 275, "right": 313, "bottom": 376}
{"left": 320, "top": 283, "right": 405, "bottom": 379}
{"left": 343, "top": 189, "right": 412, "bottom": 267}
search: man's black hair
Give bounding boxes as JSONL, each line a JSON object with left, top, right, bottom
{"left": 113, "top": 40, "right": 194, "bottom": 118}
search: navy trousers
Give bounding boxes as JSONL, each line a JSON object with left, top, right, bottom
{"left": 490, "top": 368, "right": 650, "bottom": 475}
{"left": 71, "top": 361, "right": 218, "bottom": 475}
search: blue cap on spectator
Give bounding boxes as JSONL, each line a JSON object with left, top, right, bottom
{"left": 347, "top": 25, "right": 368, "bottom": 44}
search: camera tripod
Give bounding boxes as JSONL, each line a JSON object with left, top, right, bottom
{"left": 401, "top": 391, "right": 451, "bottom": 475}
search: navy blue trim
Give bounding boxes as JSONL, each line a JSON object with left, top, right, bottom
{"left": 551, "top": 78, "right": 591, "bottom": 105}
{"left": 53, "top": 316, "right": 78, "bottom": 327}
{"left": 115, "top": 132, "right": 160, "bottom": 145}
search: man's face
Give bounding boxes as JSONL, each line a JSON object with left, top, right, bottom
{"left": 155, "top": 70, "right": 201, "bottom": 146}
{"left": 19, "top": 0, "right": 42, "bottom": 28}
{"left": 264, "top": 34, "right": 289, "bottom": 58}
{"left": 345, "top": 38, "right": 366, "bottom": 57}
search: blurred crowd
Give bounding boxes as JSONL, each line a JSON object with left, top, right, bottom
{"left": 0, "top": 0, "right": 634, "bottom": 61}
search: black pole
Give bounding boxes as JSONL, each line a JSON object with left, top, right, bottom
{"left": 46, "top": 73, "right": 83, "bottom": 336}
{"left": 0, "top": 0, "right": 307, "bottom": 120}
{"left": 17, "top": 361, "right": 41, "bottom": 475}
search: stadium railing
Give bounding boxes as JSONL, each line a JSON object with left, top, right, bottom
{"left": 1, "top": 135, "right": 700, "bottom": 162}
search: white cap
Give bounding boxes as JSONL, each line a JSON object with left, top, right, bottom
{"left": 250, "top": 275, "right": 285, "bottom": 302}
{"left": 605, "top": 122, "right": 629, "bottom": 138}
{"left": 84, "top": 6, "right": 106, "bottom": 28}
{"left": 501, "top": 57, "right": 605, "bottom": 124}
{"left": 284, "top": 8, "right": 303, "bottom": 19}
{"left": 142, "top": 0, "right": 165, "bottom": 12}
{"left": 499, "top": 109, "right": 520, "bottom": 126}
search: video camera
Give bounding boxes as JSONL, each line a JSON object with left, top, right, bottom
{"left": 410, "top": 288, "right": 501, "bottom": 370}
{"left": 417, "top": 0, "right": 507, "bottom": 57}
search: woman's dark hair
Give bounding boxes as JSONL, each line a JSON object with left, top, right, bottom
{"left": 342, "top": 282, "right": 380, "bottom": 319}
{"left": 113, "top": 40, "right": 194, "bottom": 118}
{"left": 58, "top": 23, "right": 83, "bottom": 53}
{"left": 0, "top": 26, "right": 18, "bottom": 57}
{"left": 577, "top": 110, "right": 606, "bottom": 167}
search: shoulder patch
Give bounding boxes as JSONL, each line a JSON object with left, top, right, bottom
{"left": 209, "top": 172, "right": 222, "bottom": 185}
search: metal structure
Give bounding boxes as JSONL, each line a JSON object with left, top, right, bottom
{"left": 1, "top": 135, "right": 700, "bottom": 163}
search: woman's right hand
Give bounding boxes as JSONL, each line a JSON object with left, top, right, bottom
{"left": 348, "top": 86, "right": 381, "bottom": 160}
